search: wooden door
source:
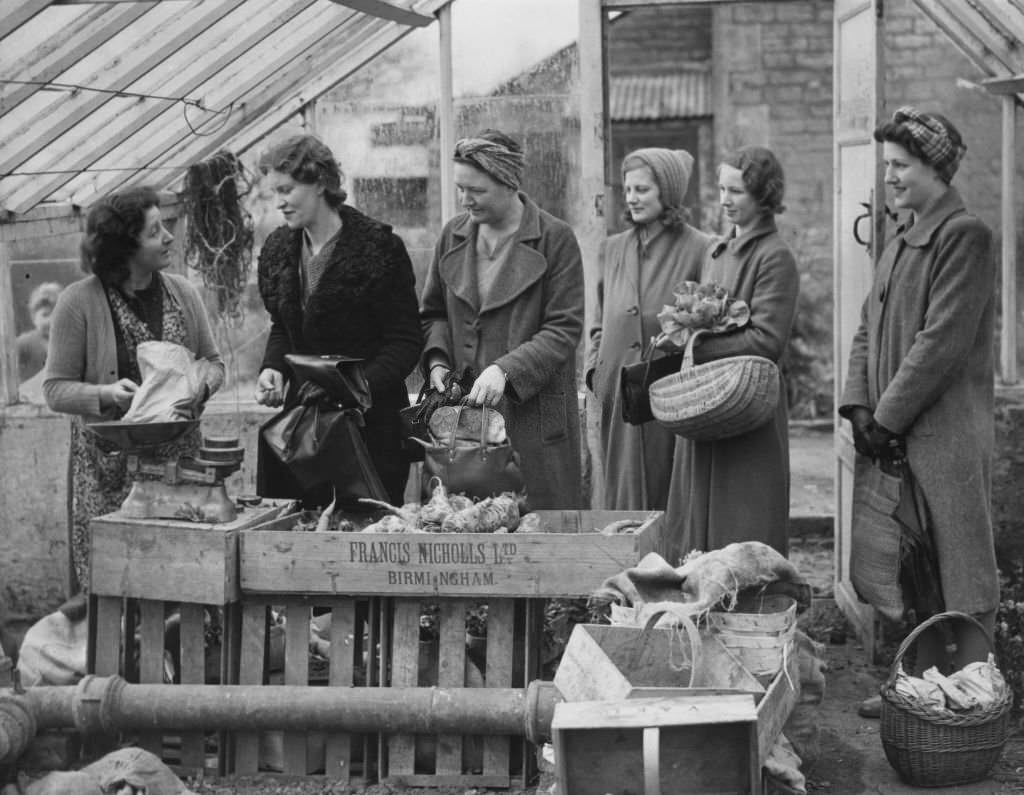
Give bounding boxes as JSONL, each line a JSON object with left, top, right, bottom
{"left": 832, "top": 0, "right": 885, "bottom": 652}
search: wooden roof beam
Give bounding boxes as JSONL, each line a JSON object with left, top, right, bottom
{"left": 329, "top": 0, "right": 434, "bottom": 27}
{"left": 0, "top": 0, "right": 53, "bottom": 40}
{"left": 982, "top": 74, "right": 1024, "bottom": 95}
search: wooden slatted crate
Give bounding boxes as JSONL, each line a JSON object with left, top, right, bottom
{"left": 236, "top": 509, "right": 665, "bottom": 788}
{"left": 239, "top": 509, "right": 666, "bottom": 597}
{"left": 86, "top": 501, "right": 293, "bottom": 775}
{"left": 229, "top": 595, "right": 380, "bottom": 785}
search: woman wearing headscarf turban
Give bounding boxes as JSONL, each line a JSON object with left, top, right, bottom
{"left": 662, "top": 146, "right": 799, "bottom": 563}
{"left": 839, "top": 107, "right": 996, "bottom": 711}
{"left": 420, "top": 129, "right": 585, "bottom": 509}
{"left": 585, "top": 148, "right": 713, "bottom": 516}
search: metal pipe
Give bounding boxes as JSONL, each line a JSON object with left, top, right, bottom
{"left": 1, "top": 677, "right": 561, "bottom": 764}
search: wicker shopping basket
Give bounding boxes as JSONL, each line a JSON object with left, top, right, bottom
{"left": 880, "top": 611, "right": 1012, "bottom": 788}
{"left": 648, "top": 329, "right": 779, "bottom": 441}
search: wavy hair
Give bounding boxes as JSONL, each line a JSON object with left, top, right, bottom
{"left": 80, "top": 186, "right": 161, "bottom": 287}
{"left": 719, "top": 146, "right": 786, "bottom": 216}
{"left": 259, "top": 134, "right": 347, "bottom": 208}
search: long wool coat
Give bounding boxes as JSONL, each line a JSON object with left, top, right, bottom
{"left": 839, "top": 187, "right": 997, "bottom": 615}
{"left": 420, "top": 194, "right": 585, "bottom": 509}
{"left": 664, "top": 217, "right": 799, "bottom": 563}
{"left": 257, "top": 205, "right": 424, "bottom": 503}
{"left": 585, "top": 223, "right": 713, "bottom": 510}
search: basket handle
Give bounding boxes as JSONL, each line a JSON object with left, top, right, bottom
{"left": 885, "top": 610, "right": 992, "bottom": 687}
{"left": 680, "top": 329, "right": 708, "bottom": 369}
{"left": 630, "top": 606, "right": 702, "bottom": 687}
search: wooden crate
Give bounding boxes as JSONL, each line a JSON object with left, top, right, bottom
{"left": 551, "top": 695, "right": 760, "bottom": 795}
{"left": 238, "top": 509, "right": 665, "bottom": 597}
{"left": 87, "top": 501, "right": 293, "bottom": 775}
{"left": 379, "top": 595, "right": 543, "bottom": 789}
{"left": 553, "top": 622, "right": 801, "bottom": 779}
{"left": 229, "top": 595, "right": 380, "bottom": 786}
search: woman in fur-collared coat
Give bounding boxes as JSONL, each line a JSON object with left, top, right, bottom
{"left": 420, "top": 130, "right": 585, "bottom": 509}
{"left": 255, "top": 135, "right": 423, "bottom": 505}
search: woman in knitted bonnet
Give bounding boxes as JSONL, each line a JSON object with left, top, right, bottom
{"left": 840, "top": 107, "right": 996, "bottom": 708}
{"left": 585, "top": 148, "right": 713, "bottom": 519}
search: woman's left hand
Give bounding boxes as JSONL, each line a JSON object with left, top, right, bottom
{"left": 467, "top": 364, "right": 507, "bottom": 407}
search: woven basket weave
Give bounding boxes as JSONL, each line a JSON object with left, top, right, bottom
{"left": 648, "top": 329, "right": 780, "bottom": 441}
{"left": 880, "top": 611, "right": 1012, "bottom": 788}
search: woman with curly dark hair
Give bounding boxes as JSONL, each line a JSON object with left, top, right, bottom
{"left": 663, "top": 145, "right": 799, "bottom": 562}
{"left": 585, "top": 148, "right": 713, "bottom": 512}
{"left": 44, "top": 186, "right": 224, "bottom": 594}
{"left": 254, "top": 134, "right": 423, "bottom": 506}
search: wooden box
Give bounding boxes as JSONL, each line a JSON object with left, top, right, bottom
{"left": 553, "top": 622, "right": 765, "bottom": 701}
{"left": 551, "top": 695, "right": 760, "bottom": 795}
{"left": 87, "top": 501, "right": 294, "bottom": 775}
{"left": 553, "top": 622, "right": 800, "bottom": 770}
{"left": 239, "top": 509, "right": 665, "bottom": 597}
{"left": 90, "top": 502, "right": 293, "bottom": 603}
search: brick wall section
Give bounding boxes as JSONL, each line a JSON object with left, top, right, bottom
{"left": 608, "top": 7, "right": 712, "bottom": 74}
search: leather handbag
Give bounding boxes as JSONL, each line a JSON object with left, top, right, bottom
{"left": 260, "top": 399, "right": 389, "bottom": 502}
{"left": 420, "top": 404, "right": 525, "bottom": 500}
{"left": 398, "top": 382, "right": 433, "bottom": 463}
{"left": 284, "top": 353, "right": 371, "bottom": 411}
{"left": 619, "top": 345, "right": 685, "bottom": 425}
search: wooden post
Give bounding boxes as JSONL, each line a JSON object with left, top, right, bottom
{"left": 579, "top": 0, "right": 608, "bottom": 509}
{"left": 437, "top": 4, "right": 455, "bottom": 223}
{"left": 1000, "top": 94, "right": 1018, "bottom": 385}
{"left": 0, "top": 241, "right": 18, "bottom": 405}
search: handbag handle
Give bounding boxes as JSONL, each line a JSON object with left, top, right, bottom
{"left": 445, "top": 402, "right": 493, "bottom": 461}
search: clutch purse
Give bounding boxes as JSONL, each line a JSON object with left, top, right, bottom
{"left": 619, "top": 347, "right": 685, "bottom": 425}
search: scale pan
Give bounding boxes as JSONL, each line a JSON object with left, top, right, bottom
{"left": 87, "top": 419, "right": 199, "bottom": 450}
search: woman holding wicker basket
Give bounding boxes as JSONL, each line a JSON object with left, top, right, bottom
{"left": 662, "top": 146, "right": 799, "bottom": 562}
{"left": 585, "top": 148, "right": 713, "bottom": 511}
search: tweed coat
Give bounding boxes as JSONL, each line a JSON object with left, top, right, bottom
{"left": 420, "top": 193, "right": 584, "bottom": 509}
{"left": 839, "top": 187, "right": 997, "bottom": 615}
{"left": 585, "top": 223, "right": 713, "bottom": 510}
{"left": 664, "top": 217, "right": 799, "bottom": 563}
{"left": 257, "top": 204, "right": 424, "bottom": 503}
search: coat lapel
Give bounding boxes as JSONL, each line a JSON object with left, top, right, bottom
{"left": 438, "top": 213, "right": 479, "bottom": 313}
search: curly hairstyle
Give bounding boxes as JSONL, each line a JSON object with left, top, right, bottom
{"left": 719, "top": 146, "right": 786, "bottom": 216}
{"left": 259, "top": 134, "right": 347, "bottom": 208}
{"left": 619, "top": 152, "right": 691, "bottom": 228}
{"left": 873, "top": 112, "right": 964, "bottom": 179}
{"left": 80, "top": 186, "right": 162, "bottom": 287}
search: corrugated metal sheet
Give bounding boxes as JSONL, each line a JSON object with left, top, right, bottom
{"left": 609, "top": 71, "right": 711, "bottom": 121}
{"left": 912, "top": 0, "right": 1024, "bottom": 78}
{"left": 0, "top": 0, "right": 450, "bottom": 216}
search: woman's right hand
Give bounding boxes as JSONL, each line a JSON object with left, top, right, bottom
{"left": 428, "top": 363, "right": 450, "bottom": 393}
{"left": 102, "top": 378, "right": 138, "bottom": 411}
{"left": 256, "top": 368, "right": 285, "bottom": 407}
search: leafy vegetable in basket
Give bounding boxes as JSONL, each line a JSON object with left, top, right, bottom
{"left": 654, "top": 280, "right": 751, "bottom": 352}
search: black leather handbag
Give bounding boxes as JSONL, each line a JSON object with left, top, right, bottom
{"left": 619, "top": 348, "right": 685, "bottom": 425}
{"left": 259, "top": 400, "right": 389, "bottom": 502}
{"left": 284, "top": 353, "right": 371, "bottom": 411}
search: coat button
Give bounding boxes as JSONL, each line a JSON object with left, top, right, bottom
{"left": 626, "top": 306, "right": 639, "bottom": 316}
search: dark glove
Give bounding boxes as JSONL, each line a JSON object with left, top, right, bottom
{"left": 848, "top": 406, "right": 875, "bottom": 457}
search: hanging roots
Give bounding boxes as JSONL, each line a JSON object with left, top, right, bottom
{"left": 183, "top": 150, "right": 254, "bottom": 320}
